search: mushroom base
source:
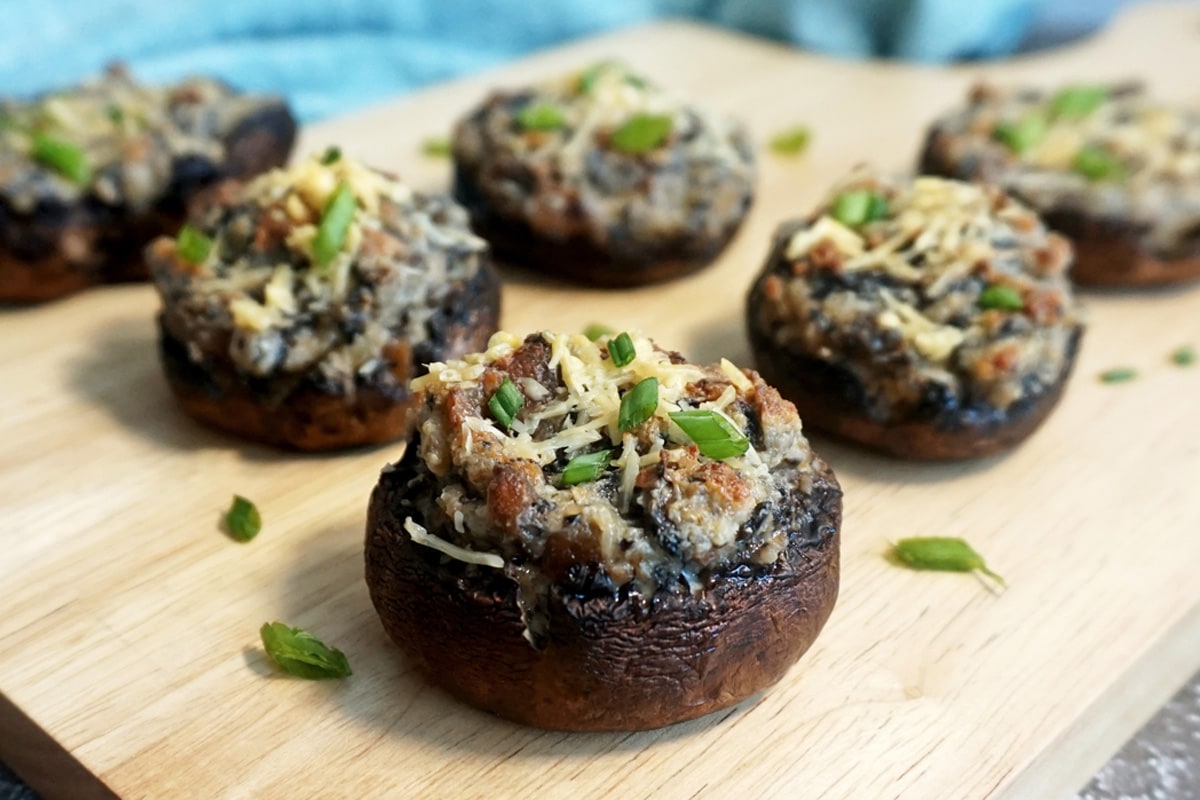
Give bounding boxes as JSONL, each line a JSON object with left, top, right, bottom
{"left": 364, "top": 450, "right": 841, "bottom": 732}
{"left": 158, "top": 262, "right": 502, "bottom": 451}
{"left": 747, "top": 322, "right": 1082, "bottom": 460}
{"left": 0, "top": 102, "right": 297, "bottom": 304}
{"left": 453, "top": 167, "right": 749, "bottom": 288}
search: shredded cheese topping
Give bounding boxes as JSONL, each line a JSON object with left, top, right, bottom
{"left": 404, "top": 517, "right": 504, "bottom": 568}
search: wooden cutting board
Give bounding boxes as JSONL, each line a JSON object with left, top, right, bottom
{"left": 3, "top": 4, "right": 1199, "bottom": 798}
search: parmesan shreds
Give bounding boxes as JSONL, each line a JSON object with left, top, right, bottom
{"left": 404, "top": 517, "right": 503, "bottom": 569}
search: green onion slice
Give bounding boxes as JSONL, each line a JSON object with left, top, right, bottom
{"left": 224, "top": 494, "right": 261, "bottom": 542}
{"left": 769, "top": 125, "right": 812, "bottom": 156}
{"left": 618, "top": 377, "right": 659, "bottom": 431}
{"left": 176, "top": 224, "right": 213, "bottom": 265}
{"left": 607, "top": 332, "right": 636, "bottom": 367}
{"left": 831, "top": 189, "right": 888, "bottom": 227}
{"left": 1048, "top": 85, "right": 1108, "bottom": 119}
{"left": 561, "top": 448, "right": 614, "bottom": 486}
{"left": 584, "top": 323, "right": 614, "bottom": 341}
{"left": 669, "top": 410, "right": 749, "bottom": 460}
{"left": 992, "top": 114, "right": 1048, "bottom": 155}
{"left": 319, "top": 145, "right": 342, "bottom": 165}
{"left": 889, "top": 536, "right": 1005, "bottom": 587}
{"left": 488, "top": 378, "right": 524, "bottom": 429}
{"left": 1170, "top": 345, "right": 1196, "bottom": 367}
{"left": 31, "top": 133, "right": 91, "bottom": 184}
{"left": 610, "top": 113, "right": 672, "bottom": 154}
{"left": 1099, "top": 367, "right": 1137, "bottom": 383}
{"left": 259, "top": 622, "right": 352, "bottom": 680}
{"left": 978, "top": 284, "right": 1024, "bottom": 311}
{"left": 420, "top": 137, "right": 451, "bottom": 158}
{"left": 517, "top": 102, "right": 566, "bottom": 132}
{"left": 312, "top": 181, "right": 357, "bottom": 269}
{"left": 578, "top": 61, "right": 647, "bottom": 94}
{"left": 1072, "top": 145, "right": 1126, "bottom": 182}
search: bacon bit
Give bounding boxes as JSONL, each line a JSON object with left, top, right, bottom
{"left": 752, "top": 378, "right": 801, "bottom": 431}
{"left": 168, "top": 85, "right": 206, "bottom": 105}
{"left": 973, "top": 342, "right": 1021, "bottom": 382}
{"left": 698, "top": 461, "right": 753, "bottom": 506}
{"left": 253, "top": 205, "right": 292, "bottom": 251}
{"left": 808, "top": 239, "right": 843, "bottom": 271}
{"left": 1032, "top": 234, "right": 1073, "bottom": 277}
{"left": 635, "top": 464, "right": 659, "bottom": 490}
{"left": 1025, "top": 289, "right": 1064, "bottom": 325}
{"left": 762, "top": 273, "right": 784, "bottom": 301}
{"left": 684, "top": 379, "right": 726, "bottom": 402}
{"left": 487, "top": 464, "right": 536, "bottom": 537}
{"left": 445, "top": 388, "right": 481, "bottom": 427}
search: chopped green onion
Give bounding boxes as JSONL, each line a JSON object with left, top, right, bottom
{"left": 488, "top": 378, "right": 524, "bottom": 429}
{"left": 106, "top": 104, "right": 125, "bottom": 124}
{"left": 992, "top": 114, "right": 1048, "bottom": 155}
{"left": 1072, "top": 145, "right": 1126, "bottom": 182}
{"left": 669, "top": 410, "right": 749, "bottom": 460}
{"left": 319, "top": 145, "right": 342, "bottom": 165}
{"left": 607, "top": 332, "right": 636, "bottom": 367}
{"left": 224, "top": 495, "right": 261, "bottom": 542}
{"left": 259, "top": 622, "right": 351, "bottom": 680}
{"left": 176, "top": 224, "right": 213, "bottom": 265}
{"left": 889, "top": 537, "right": 1005, "bottom": 588}
{"left": 517, "top": 102, "right": 566, "bottom": 132}
{"left": 561, "top": 448, "right": 614, "bottom": 486}
{"left": 31, "top": 133, "right": 91, "bottom": 184}
{"left": 584, "top": 323, "right": 614, "bottom": 341}
{"left": 610, "top": 113, "right": 672, "bottom": 154}
{"left": 618, "top": 377, "right": 659, "bottom": 431}
{"left": 1099, "top": 367, "right": 1137, "bottom": 384}
{"left": 1048, "top": 85, "right": 1108, "bottom": 119}
{"left": 578, "top": 61, "right": 647, "bottom": 94}
{"left": 831, "top": 190, "right": 887, "bottom": 227}
{"left": 1170, "top": 345, "right": 1196, "bottom": 367}
{"left": 978, "top": 284, "right": 1024, "bottom": 311}
{"left": 420, "top": 137, "right": 451, "bottom": 158}
{"left": 769, "top": 125, "right": 812, "bottom": 156}
{"left": 312, "top": 181, "right": 357, "bottom": 269}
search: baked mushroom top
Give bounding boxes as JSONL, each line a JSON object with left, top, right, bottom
{"left": 149, "top": 151, "right": 489, "bottom": 389}
{"left": 0, "top": 64, "right": 287, "bottom": 214}
{"left": 754, "top": 172, "right": 1082, "bottom": 419}
{"left": 397, "top": 330, "right": 835, "bottom": 638}
{"left": 451, "top": 61, "right": 755, "bottom": 249}
{"left": 925, "top": 82, "right": 1200, "bottom": 256}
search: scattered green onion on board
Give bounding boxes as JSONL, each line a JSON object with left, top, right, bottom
{"left": 991, "top": 114, "right": 1047, "bottom": 155}
{"left": 259, "top": 622, "right": 352, "bottom": 680}
{"left": 889, "top": 537, "right": 1005, "bottom": 591}
{"left": 31, "top": 133, "right": 91, "bottom": 184}
{"left": 619, "top": 377, "right": 659, "bottom": 431}
{"left": 669, "top": 410, "right": 750, "bottom": 460}
{"left": 610, "top": 113, "right": 672, "bottom": 154}
{"left": 488, "top": 378, "right": 524, "bottom": 429}
{"left": 978, "top": 284, "right": 1024, "bottom": 312}
{"left": 312, "top": 181, "right": 357, "bottom": 269}
{"left": 1048, "top": 85, "right": 1108, "bottom": 119}
{"left": 769, "top": 125, "right": 812, "bottom": 156}
{"left": 584, "top": 323, "right": 614, "bottom": 341}
{"left": 1099, "top": 367, "right": 1137, "bottom": 384}
{"left": 1170, "top": 345, "right": 1196, "bottom": 367}
{"left": 224, "top": 495, "right": 261, "bottom": 543}
{"left": 560, "top": 449, "right": 615, "bottom": 486}
{"left": 832, "top": 190, "right": 888, "bottom": 227}
{"left": 176, "top": 224, "right": 213, "bottom": 265}
{"left": 607, "top": 332, "right": 636, "bottom": 367}
{"left": 517, "top": 102, "right": 567, "bottom": 132}
{"left": 319, "top": 145, "right": 342, "bottom": 165}
{"left": 420, "top": 137, "right": 451, "bottom": 158}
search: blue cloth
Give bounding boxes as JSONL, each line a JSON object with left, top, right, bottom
{"left": 0, "top": 0, "right": 1125, "bottom": 123}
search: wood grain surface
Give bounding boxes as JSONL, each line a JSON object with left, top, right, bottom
{"left": 2, "top": 4, "right": 1199, "bottom": 798}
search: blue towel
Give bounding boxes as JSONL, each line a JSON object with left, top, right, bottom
{"left": 0, "top": 1, "right": 1118, "bottom": 121}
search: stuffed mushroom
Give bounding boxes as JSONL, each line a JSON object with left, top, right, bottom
{"left": 920, "top": 82, "right": 1200, "bottom": 287}
{"left": 0, "top": 64, "right": 295, "bottom": 303}
{"left": 451, "top": 61, "right": 756, "bottom": 287}
{"left": 148, "top": 150, "right": 500, "bottom": 451}
{"left": 365, "top": 330, "right": 840, "bottom": 730}
{"left": 747, "top": 171, "right": 1084, "bottom": 460}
